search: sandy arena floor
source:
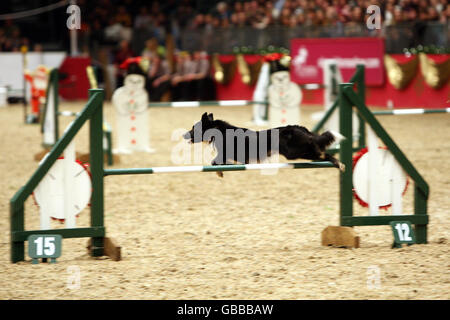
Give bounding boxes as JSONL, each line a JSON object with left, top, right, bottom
{"left": 0, "top": 101, "right": 448, "bottom": 300}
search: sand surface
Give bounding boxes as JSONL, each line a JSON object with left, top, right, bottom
{"left": 0, "top": 101, "right": 448, "bottom": 300}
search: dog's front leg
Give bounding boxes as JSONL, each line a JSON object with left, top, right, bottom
{"left": 212, "top": 155, "right": 225, "bottom": 178}
{"left": 211, "top": 154, "right": 235, "bottom": 178}
{"left": 324, "top": 153, "right": 345, "bottom": 172}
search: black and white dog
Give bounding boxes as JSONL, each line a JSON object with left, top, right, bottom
{"left": 183, "top": 112, "right": 344, "bottom": 177}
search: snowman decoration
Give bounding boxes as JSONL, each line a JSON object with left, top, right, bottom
{"left": 112, "top": 58, "right": 155, "bottom": 154}
{"left": 267, "top": 54, "right": 302, "bottom": 127}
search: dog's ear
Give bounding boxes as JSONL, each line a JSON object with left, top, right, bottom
{"left": 201, "top": 112, "right": 208, "bottom": 121}
{"left": 207, "top": 113, "right": 214, "bottom": 121}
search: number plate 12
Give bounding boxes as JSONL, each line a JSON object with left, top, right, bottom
{"left": 390, "top": 221, "right": 416, "bottom": 248}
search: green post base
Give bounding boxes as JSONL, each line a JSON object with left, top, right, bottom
{"left": 89, "top": 237, "right": 105, "bottom": 257}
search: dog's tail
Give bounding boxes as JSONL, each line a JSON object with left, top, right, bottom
{"left": 315, "top": 130, "right": 345, "bottom": 149}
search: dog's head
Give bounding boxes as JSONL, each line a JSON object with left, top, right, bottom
{"left": 183, "top": 112, "right": 215, "bottom": 143}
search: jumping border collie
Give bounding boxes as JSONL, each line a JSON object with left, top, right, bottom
{"left": 183, "top": 112, "right": 345, "bottom": 177}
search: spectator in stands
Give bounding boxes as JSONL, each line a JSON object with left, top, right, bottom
{"left": 152, "top": 12, "right": 168, "bottom": 45}
{"left": 392, "top": 6, "right": 404, "bottom": 24}
{"left": 0, "top": 28, "right": 6, "bottom": 51}
{"left": 90, "top": 20, "right": 106, "bottom": 51}
{"left": 249, "top": 2, "right": 271, "bottom": 29}
{"left": 315, "top": 9, "right": 327, "bottom": 26}
{"left": 189, "top": 14, "right": 206, "bottom": 29}
{"left": 115, "top": 6, "right": 132, "bottom": 28}
{"left": 142, "top": 38, "right": 159, "bottom": 59}
{"left": 234, "top": 11, "right": 248, "bottom": 27}
{"left": 147, "top": 54, "right": 172, "bottom": 101}
{"left": 104, "top": 17, "right": 131, "bottom": 43}
{"left": 384, "top": 2, "right": 396, "bottom": 26}
{"left": 442, "top": 4, "right": 450, "bottom": 22}
{"left": 170, "top": 50, "right": 215, "bottom": 101}
{"left": 233, "top": 1, "right": 244, "bottom": 15}
{"left": 8, "top": 27, "right": 22, "bottom": 51}
{"left": 427, "top": 7, "right": 440, "bottom": 21}
{"left": 280, "top": 7, "right": 293, "bottom": 26}
{"left": 175, "top": 0, "right": 195, "bottom": 29}
{"left": 171, "top": 51, "right": 191, "bottom": 101}
{"left": 1, "top": 0, "right": 449, "bottom": 59}
{"left": 325, "top": 6, "right": 339, "bottom": 26}
{"left": 114, "top": 40, "right": 135, "bottom": 88}
{"left": 305, "top": 9, "right": 317, "bottom": 26}
{"left": 134, "top": 6, "right": 153, "bottom": 30}
{"left": 33, "top": 43, "right": 43, "bottom": 52}
{"left": 215, "top": 2, "right": 231, "bottom": 21}
{"left": 189, "top": 50, "right": 215, "bottom": 101}
{"left": 349, "top": 6, "right": 364, "bottom": 24}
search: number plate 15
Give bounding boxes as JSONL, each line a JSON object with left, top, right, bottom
{"left": 390, "top": 221, "right": 416, "bottom": 248}
{"left": 28, "top": 235, "right": 62, "bottom": 263}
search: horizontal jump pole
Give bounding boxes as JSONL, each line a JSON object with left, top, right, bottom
{"left": 104, "top": 161, "right": 335, "bottom": 176}
{"left": 148, "top": 100, "right": 268, "bottom": 108}
{"left": 57, "top": 111, "right": 112, "bottom": 133}
{"left": 373, "top": 108, "right": 450, "bottom": 116}
{"left": 58, "top": 111, "right": 79, "bottom": 117}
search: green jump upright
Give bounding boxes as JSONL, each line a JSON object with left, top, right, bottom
{"left": 338, "top": 83, "right": 429, "bottom": 243}
{"left": 10, "top": 89, "right": 107, "bottom": 263}
{"left": 88, "top": 89, "right": 106, "bottom": 257}
{"left": 41, "top": 68, "right": 59, "bottom": 148}
{"left": 312, "top": 64, "right": 366, "bottom": 151}
{"left": 338, "top": 83, "right": 355, "bottom": 225}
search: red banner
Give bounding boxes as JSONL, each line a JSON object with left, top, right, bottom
{"left": 290, "top": 38, "right": 385, "bottom": 86}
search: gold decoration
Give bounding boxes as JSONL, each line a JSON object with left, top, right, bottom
{"left": 211, "top": 54, "right": 236, "bottom": 85}
{"left": 236, "top": 54, "right": 251, "bottom": 85}
{"left": 384, "top": 55, "right": 418, "bottom": 90}
{"left": 248, "top": 60, "right": 262, "bottom": 86}
{"left": 280, "top": 55, "right": 291, "bottom": 68}
{"left": 419, "top": 53, "right": 450, "bottom": 89}
{"left": 212, "top": 53, "right": 225, "bottom": 83}
{"left": 86, "top": 66, "right": 98, "bottom": 89}
{"left": 139, "top": 57, "right": 150, "bottom": 73}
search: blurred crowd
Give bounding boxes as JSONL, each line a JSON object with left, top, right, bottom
{"left": 0, "top": 20, "right": 37, "bottom": 52}
{"left": 187, "top": 0, "right": 450, "bottom": 30}
{"left": 0, "top": 0, "right": 448, "bottom": 101}
{"left": 1, "top": 0, "right": 448, "bottom": 53}
{"left": 115, "top": 45, "right": 216, "bottom": 102}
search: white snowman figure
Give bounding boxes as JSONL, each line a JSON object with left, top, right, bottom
{"left": 112, "top": 62, "right": 155, "bottom": 154}
{"left": 267, "top": 54, "right": 302, "bottom": 127}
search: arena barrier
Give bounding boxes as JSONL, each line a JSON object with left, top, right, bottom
{"left": 148, "top": 100, "right": 268, "bottom": 108}
{"left": 372, "top": 108, "right": 450, "bottom": 115}
{"left": 10, "top": 82, "right": 430, "bottom": 263}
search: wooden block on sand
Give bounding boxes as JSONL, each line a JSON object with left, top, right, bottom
{"left": 77, "top": 153, "right": 120, "bottom": 165}
{"left": 321, "top": 226, "right": 360, "bottom": 248}
{"left": 87, "top": 237, "right": 121, "bottom": 261}
{"left": 34, "top": 148, "right": 52, "bottom": 161}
